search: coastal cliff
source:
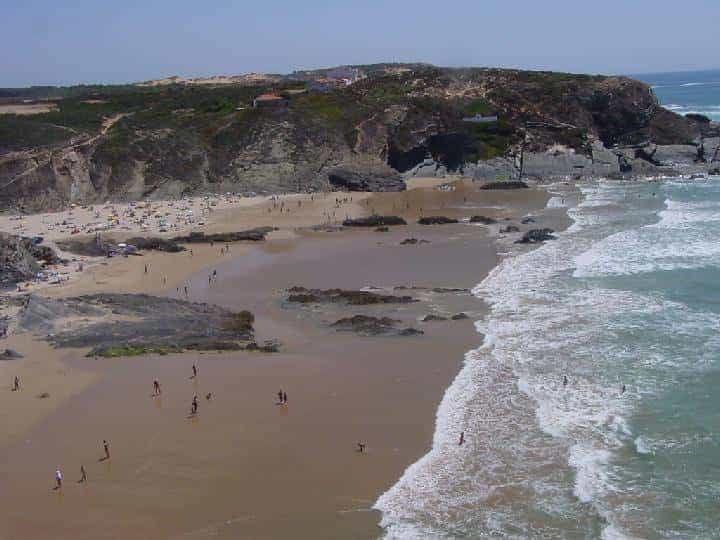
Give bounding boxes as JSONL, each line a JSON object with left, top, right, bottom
{"left": 1, "top": 64, "right": 717, "bottom": 211}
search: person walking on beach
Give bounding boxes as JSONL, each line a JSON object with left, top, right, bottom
{"left": 191, "top": 395, "right": 199, "bottom": 415}
{"left": 79, "top": 465, "right": 87, "bottom": 483}
{"left": 191, "top": 365, "right": 198, "bottom": 379}
{"left": 357, "top": 442, "right": 366, "bottom": 453}
{"left": 144, "top": 264, "right": 148, "bottom": 274}
{"left": 54, "top": 468, "right": 63, "bottom": 490}
{"left": 153, "top": 379, "right": 161, "bottom": 396}
{"left": 563, "top": 375, "right": 568, "bottom": 387}
{"left": 459, "top": 432, "right": 465, "bottom": 446}
{"left": 12, "top": 376, "right": 20, "bottom": 391}
{"left": 282, "top": 391, "right": 288, "bottom": 405}
{"left": 102, "top": 440, "right": 110, "bottom": 461}
{"left": 277, "top": 389, "right": 283, "bottom": 404}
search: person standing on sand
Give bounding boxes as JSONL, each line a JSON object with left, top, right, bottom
{"left": 103, "top": 440, "right": 110, "bottom": 461}
{"left": 79, "top": 465, "right": 87, "bottom": 483}
{"left": 191, "top": 395, "right": 199, "bottom": 415}
{"left": 144, "top": 264, "right": 148, "bottom": 274}
{"left": 191, "top": 365, "right": 198, "bottom": 379}
{"left": 357, "top": 442, "right": 366, "bottom": 453}
{"left": 459, "top": 432, "right": 465, "bottom": 446}
{"left": 153, "top": 379, "right": 161, "bottom": 396}
{"left": 282, "top": 391, "right": 288, "bottom": 405}
{"left": 277, "top": 390, "right": 283, "bottom": 404}
{"left": 13, "top": 376, "right": 20, "bottom": 391}
{"left": 563, "top": 375, "right": 568, "bottom": 387}
{"left": 54, "top": 468, "right": 63, "bottom": 490}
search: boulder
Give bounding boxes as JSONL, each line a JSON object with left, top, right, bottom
{"left": 516, "top": 228, "right": 556, "bottom": 244}
{"left": 126, "top": 237, "right": 185, "bottom": 252}
{"left": 469, "top": 215, "right": 497, "bottom": 224}
{"left": 172, "top": 228, "right": 274, "bottom": 243}
{"left": 400, "top": 238, "right": 430, "bottom": 245}
{"left": 451, "top": 313, "right": 469, "bottom": 320}
{"left": 342, "top": 216, "right": 407, "bottom": 227}
{"left": 421, "top": 314, "right": 448, "bottom": 322}
{"left": 0, "top": 348, "right": 23, "bottom": 360}
{"left": 286, "top": 287, "right": 417, "bottom": 305}
{"left": 418, "top": 216, "right": 459, "bottom": 225}
{"left": 328, "top": 166, "right": 406, "bottom": 192}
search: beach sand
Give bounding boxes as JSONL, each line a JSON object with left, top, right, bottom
{"left": 0, "top": 180, "right": 567, "bottom": 538}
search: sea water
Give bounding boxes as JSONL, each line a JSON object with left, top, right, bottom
{"left": 637, "top": 69, "right": 720, "bottom": 121}
{"left": 375, "top": 175, "right": 720, "bottom": 538}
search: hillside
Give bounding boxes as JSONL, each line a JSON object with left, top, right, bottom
{"left": 0, "top": 64, "right": 717, "bottom": 212}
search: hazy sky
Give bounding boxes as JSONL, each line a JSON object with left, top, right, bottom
{"left": 2, "top": 0, "right": 718, "bottom": 87}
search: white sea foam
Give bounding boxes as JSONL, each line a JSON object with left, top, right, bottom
{"left": 376, "top": 179, "right": 720, "bottom": 538}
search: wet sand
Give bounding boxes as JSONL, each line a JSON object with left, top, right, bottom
{"left": 0, "top": 182, "right": 566, "bottom": 539}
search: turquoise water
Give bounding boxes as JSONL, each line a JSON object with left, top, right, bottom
{"left": 635, "top": 69, "right": 720, "bottom": 121}
{"left": 375, "top": 177, "right": 720, "bottom": 538}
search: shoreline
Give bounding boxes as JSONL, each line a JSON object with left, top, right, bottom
{"left": 0, "top": 179, "right": 570, "bottom": 538}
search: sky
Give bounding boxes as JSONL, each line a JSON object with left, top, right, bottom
{"left": 1, "top": 0, "right": 719, "bottom": 87}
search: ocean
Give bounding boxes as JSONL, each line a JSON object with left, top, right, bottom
{"left": 374, "top": 70, "right": 720, "bottom": 538}
{"left": 376, "top": 176, "right": 720, "bottom": 539}
{"left": 636, "top": 69, "right": 720, "bottom": 121}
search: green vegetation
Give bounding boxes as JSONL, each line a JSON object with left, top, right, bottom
{"left": 89, "top": 344, "right": 182, "bottom": 358}
{"left": 464, "top": 99, "right": 493, "bottom": 116}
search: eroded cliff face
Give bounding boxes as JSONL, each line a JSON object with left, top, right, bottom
{"left": 0, "top": 65, "right": 714, "bottom": 212}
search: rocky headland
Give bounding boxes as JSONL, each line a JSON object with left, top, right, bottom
{"left": 1, "top": 63, "right": 718, "bottom": 212}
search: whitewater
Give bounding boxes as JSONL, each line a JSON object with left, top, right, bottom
{"left": 375, "top": 175, "right": 720, "bottom": 538}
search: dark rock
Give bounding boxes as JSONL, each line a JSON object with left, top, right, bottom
{"left": 126, "top": 237, "right": 185, "bottom": 253}
{"left": 375, "top": 226, "right": 389, "bottom": 232}
{"left": 245, "top": 339, "right": 280, "bottom": 353}
{"left": 500, "top": 225, "right": 520, "bottom": 233}
{"left": 469, "top": 215, "right": 497, "bottom": 224}
{"left": 1, "top": 232, "right": 65, "bottom": 284}
{"left": 418, "top": 216, "right": 459, "bottom": 225}
{"left": 521, "top": 216, "right": 536, "bottom": 224}
{"left": 0, "top": 348, "right": 23, "bottom": 360}
{"left": 37, "top": 392, "right": 50, "bottom": 399}
{"left": 398, "top": 328, "right": 424, "bottom": 336}
{"left": 17, "top": 293, "right": 258, "bottom": 357}
{"left": 331, "top": 315, "right": 400, "bottom": 335}
{"left": 172, "top": 228, "right": 274, "bottom": 243}
{"left": 286, "top": 287, "right": 417, "bottom": 305}
{"left": 342, "top": 216, "right": 407, "bottom": 227}
{"left": 421, "top": 314, "right": 448, "bottom": 322}
{"left": 451, "top": 313, "right": 470, "bottom": 320}
{"left": 515, "top": 228, "right": 556, "bottom": 244}
{"left": 399, "top": 238, "right": 430, "bottom": 245}
{"left": 327, "top": 166, "right": 406, "bottom": 192}
{"left": 479, "top": 181, "right": 529, "bottom": 190}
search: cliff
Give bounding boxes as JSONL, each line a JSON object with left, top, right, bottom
{"left": 0, "top": 65, "right": 716, "bottom": 211}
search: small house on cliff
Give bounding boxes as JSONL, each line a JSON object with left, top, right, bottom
{"left": 252, "top": 94, "right": 287, "bottom": 108}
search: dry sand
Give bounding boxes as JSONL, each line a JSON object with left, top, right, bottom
{"left": 0, "top": 179, "right": 568, "bottom": 538}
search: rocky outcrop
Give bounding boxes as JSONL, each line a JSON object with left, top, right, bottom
{"left": 327, "top": 164, "right": 406, "bottom": 192}
{"left": 16, "top": 293, "right": 261, "bottom": 357}
{"left": 172, "top": 228, "right": 274, "bottom": 243}
{"left": 0, "top": 64, "right": 707, "bottom": 211}
{"left": 418, "top": 216, "right": 459, "bottom": 225}
{"left": 342, "top": 216, "right": 407, "bottom": 227}
{"left": 516, "top": 228, "right": 556, "bottom": 244}
{"left": 0, "top": 348, "right": 23, "bottom": 360}
{"left": 286, "top": 287, "right": 417, "bottom": 305}
{"left": 0, "top": 233, "right": 65, "bottom": 284}
{"left": 330, "top": 315, "right": 420, "bottom": 336}
{"left": 469, "top": 215, "right": 497, "bottom": 224}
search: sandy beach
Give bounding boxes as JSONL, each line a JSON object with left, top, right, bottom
{"left": 0, "top": 179, "right": 568, "bottom": 539}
